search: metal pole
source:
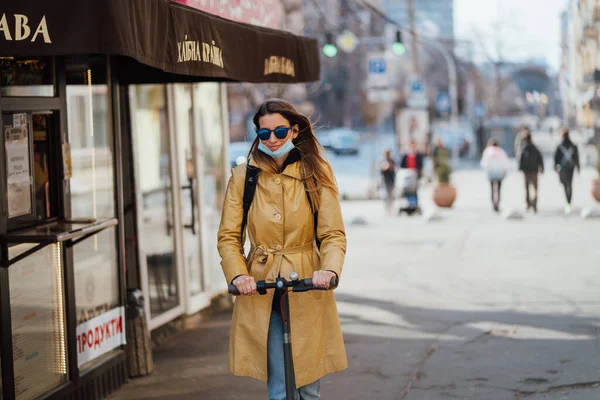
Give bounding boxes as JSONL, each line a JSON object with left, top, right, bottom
{"left": 414, "top": 38, "right": 460, "bottom": 163}
{"left": 370, "top": 122, "right": 377, "bottom": 198}
{"left": 408, "top": 0, "right": 420, "bottom": 74}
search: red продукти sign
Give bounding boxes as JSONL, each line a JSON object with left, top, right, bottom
{"left": 75, "top": 307, "right": 126, "bottom": 367}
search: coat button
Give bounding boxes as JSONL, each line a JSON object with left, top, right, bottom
{"left": 274, "top": 177, "right": 281, "bottom": 184}
{"left": 274, "top": 213, "right": 282, "bottom": 221}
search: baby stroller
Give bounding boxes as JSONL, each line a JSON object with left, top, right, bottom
{"left": 397, "top": 168, "right": 421, "bottom": 215}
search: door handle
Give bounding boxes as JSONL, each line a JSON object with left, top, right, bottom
{"left": 181, "top": 178, "right": 197, "bottom": 235}
{"left": 164, "top": 176, "right": 172, "bottom": 236}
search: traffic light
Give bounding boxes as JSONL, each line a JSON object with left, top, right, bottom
{"left": 392, "top": 30, "right": 406, "bottom": 56}
{"left": 322, "top": 32, "right": 338, "bottom": 58}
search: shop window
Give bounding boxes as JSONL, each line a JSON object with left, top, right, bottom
{"left": 8, "top": 243, "right": 67, "bottom": 400}
{"left": 0, "top": 57, "right": 55, "bottom": 97}
{"left": 66, "top": 84, "right": 115, "bottom": 219}
{"left": 72, "top": 227, "right": 121, "bottom": 370}
{"left": 3, "top": 112, "right": 58, "bottom": 228}
{"left": 65, "top": 60, "right": 121, "bottom": 369}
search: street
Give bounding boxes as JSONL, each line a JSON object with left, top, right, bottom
{"left": 110, "top": 163, "right": 600, "bottom": 399}
{"left": 333, "top": 165, "right": 600, "bottom": 400}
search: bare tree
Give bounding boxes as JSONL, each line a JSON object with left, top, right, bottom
{"left": 464, "top": 1, "right": 525, "bottom": 117}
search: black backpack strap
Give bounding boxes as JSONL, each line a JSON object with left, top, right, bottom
{"left": 241, "top": 164, "right": 260, "bottom": 248}
{"left": 305, "top": 191, "right": 321, "bottom": 250}
{"left": 301, "top": 165, "right": 320, "bottom": 249}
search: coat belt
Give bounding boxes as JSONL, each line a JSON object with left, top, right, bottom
{"left": 250, "top": 241, "right": 315, "bottom": 280}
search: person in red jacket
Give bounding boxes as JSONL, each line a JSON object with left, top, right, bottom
{"left": 399, "top": 140, "right": 424, "bottom": 212}
{"left": 401, "top": 140, "right": 424, "bottom": 178}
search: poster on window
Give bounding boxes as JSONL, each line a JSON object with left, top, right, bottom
{"left": 5, "top": 123, "right": 32, "bottom": 218}
{"left": 395, "top": 109, "right": 430, "bottom": 154}
{"left": 76, "top": 307, "right": 126, "bottom": 367}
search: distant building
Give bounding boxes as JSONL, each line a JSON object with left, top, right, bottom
{"left": 382, "top": 0, "right": 455, "bottom": 43}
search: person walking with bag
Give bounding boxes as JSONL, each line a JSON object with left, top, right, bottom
{"left": 518, "top": 132, "right": 544, "bottom": 213}
{"left": 481, "top": 138, "right": 509, "bottom": 212}
{"left": 217, "top": 99, "right": 347, "bottom": 400}
{"left": 554, "top": 128, "right": 580, "bottom": 214}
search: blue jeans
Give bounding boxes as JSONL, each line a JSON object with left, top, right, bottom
{"left": 267, "top": 312, "right": 321, "bottom": 400}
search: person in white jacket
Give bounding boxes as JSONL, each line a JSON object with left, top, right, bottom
{"left": 481, "top": 138, "right": 510, "bottom": 212}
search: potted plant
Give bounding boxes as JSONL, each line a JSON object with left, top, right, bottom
{"left": 433, "top": 148, "right": 457, "bottom": 208}
{"left": 592, "top": 143, "right": 600, "bottom": 202}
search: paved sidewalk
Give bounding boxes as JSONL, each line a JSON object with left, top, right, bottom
{"left": 110, "top": 166, "right": 600, "bottom": 400}
{"left": 110, "top": 312, "right": 267, "bottom": 399}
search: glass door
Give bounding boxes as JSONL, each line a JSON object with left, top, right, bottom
{"left": 130, "top": 85, "right": 184, "bottom": 329}
{"left": 130, "top": 83, "right": 228, "bottom": 323}
{"left": 172, "top": 84, "right": 207, "bottom": 311}
{"left": 195, "top": 83, "right": 227, "bottom": 294}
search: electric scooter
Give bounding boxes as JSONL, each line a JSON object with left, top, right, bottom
{"left": 229, "top": 272, "right": 337, "bottom": 400}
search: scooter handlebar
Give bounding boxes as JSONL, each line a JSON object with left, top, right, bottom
{"left": 228, "top": 276, "right": 337, "bottom": 296}
{"left": 228, "top": 284, "right": 241, "bottom": 296}
{"left": 303, "top": 277, "right": 338, "bottom": 288}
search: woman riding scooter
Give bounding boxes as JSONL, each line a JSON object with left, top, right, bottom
{"left": 218, "top": 99, "right": 347, "bottom": 400}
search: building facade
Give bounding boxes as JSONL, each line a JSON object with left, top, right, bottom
{"left": 560, "top": 0, "right": 600, "bottom": 128}
{"left": 0, "top": 1, "right": 320, "bottom": 399}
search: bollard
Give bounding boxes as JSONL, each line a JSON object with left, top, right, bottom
{"left": 126, "top": 289, "right": 154, "bottom": 377}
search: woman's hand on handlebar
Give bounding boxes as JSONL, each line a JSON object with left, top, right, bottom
{"left": 312, "top": 270, "right": 336, "bottom": 289}
{"left": 232, "top": 275, "right": 257, "bottom": 296}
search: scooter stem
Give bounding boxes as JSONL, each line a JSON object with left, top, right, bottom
{"left": 280, "top": 281, "right": 296, "bottom": 400}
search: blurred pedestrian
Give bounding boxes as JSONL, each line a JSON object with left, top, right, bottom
{"left": 431, "top": 137, "right": 447, "bottom": 172}
{"left": 459, "top": 138, "right": 470, "bottom": 158}
{"left": 518, "top": 132, "right": 544, "bottom": 213}
{"left": 481, "top": 138, "right": 509, "bottom": 212}
{"left": 401, "top": 139, "right": 424, "bottom": 179}
{"left": 514, "top": 125, "right": 531, "bottom": 163}
{"left": 424, "top": 136, "right": 441, "bottom": 183}
{"left": 476, "top": 121, "right": 486, "bottom": 157}
{"left": 399, "top": 140, "right": 424, "bottom": 213}
{"left": 380, "top": 148, "right": 396, "bottom": 215}
{"left": 554, "top": 128, "right": 580, "bottom": 214}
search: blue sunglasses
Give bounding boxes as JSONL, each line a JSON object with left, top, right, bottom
{"left": 256, "top": 126, "right": 291, "bottom": 141}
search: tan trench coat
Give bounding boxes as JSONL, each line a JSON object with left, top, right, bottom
{"left": 217, "top": 157, "right": 348, "bottom": 387}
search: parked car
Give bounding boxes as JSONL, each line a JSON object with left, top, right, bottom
{"left": 229, "top": 141, "right": 252, "bottom": 168}
{"left": 317, "top": 131, "right": 333, "bottom": 149}
{"left": 329, "top": 129, "right": 360, "bottom": 155}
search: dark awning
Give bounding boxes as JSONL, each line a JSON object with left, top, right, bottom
{"left": 0, "top": 0, "right": 321, "bottom": 83}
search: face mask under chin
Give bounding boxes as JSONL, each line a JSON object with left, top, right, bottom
{"left": 258, "top": 139, "right": 295, "bottom": 159}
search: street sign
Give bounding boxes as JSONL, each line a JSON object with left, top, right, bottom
{"left": 407, "top": 76, "right": 427, "bottom": 109}
{"left": 368, "top": 59, "right": 386, "bottom": 74}
{"left": 366, "top": 52, "right": 389, "bottom": 90}
{"left": 409, "top": 78, "right": 424, "bottom": 94}
{"left": 337, "top": 30, "right": 358, "bottom": 53}
{"left": 436, "top": 93, "right": 450, "bottom": 113}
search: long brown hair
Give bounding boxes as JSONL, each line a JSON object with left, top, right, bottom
{"left": 249, "top": 98, "right": 337, "bottom": 211}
